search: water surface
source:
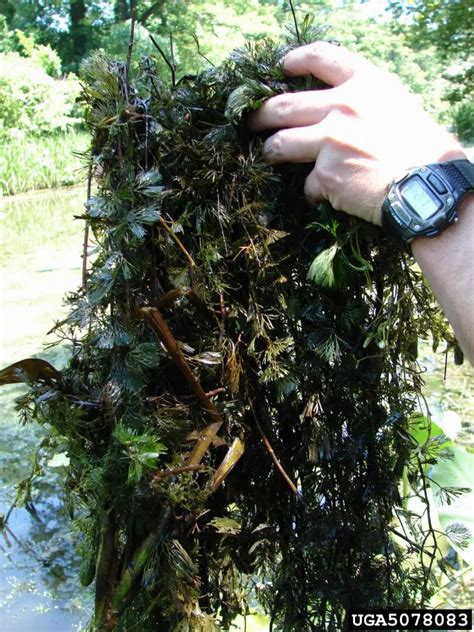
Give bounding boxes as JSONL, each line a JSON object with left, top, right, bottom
{"left": 0, "top": 186, "right": 91, "bottom": 631}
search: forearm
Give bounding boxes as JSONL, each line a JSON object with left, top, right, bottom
{"left": 412, "top": 194, "right": 474, "bottom": 363}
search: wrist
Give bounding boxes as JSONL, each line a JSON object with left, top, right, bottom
{"left": 380, "top": 159, "right": 474, "bottom": 248}
{"left": 376, "top": 148, "right": 469, "bottom": 228}
{"left": 411, "top": 191, "right": 474, "bottom": 256}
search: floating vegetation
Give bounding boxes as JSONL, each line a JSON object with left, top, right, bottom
{"left": 0, "top": 13, "right": 466, "bottom": 632}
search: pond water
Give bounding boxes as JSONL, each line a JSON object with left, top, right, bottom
{"left": 0, "top": 186, "right": 472, "bottom": 630}
{"left": 0, "top": 187, "right": 91, "bottom": 631}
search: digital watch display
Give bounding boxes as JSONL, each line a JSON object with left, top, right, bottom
{"left": 381, "top": 159, "right": 474, "bottom": 250}
{"left": 400, "top": 176, "right": 440, "bottom": 220}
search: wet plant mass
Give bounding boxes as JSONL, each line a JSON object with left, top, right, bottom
{"left": 1, "top": 18, "right": 464, "bottom": 632}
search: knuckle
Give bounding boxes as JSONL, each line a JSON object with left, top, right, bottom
{"left": 333, "top": 102, "right": 357, "bottom": 118}
{"left": 307, "top": 41, "right": 327, "bottom": 64}
{"left": 318, "top": 124, "right": 333, "bottom": 148}
{"left": 273, "top": 94, "right": 294, "bottom": 124}
{"left": 385, "top": 70, "right": 403, "bottom": 87}
{"left": 304, "top": 184, "right": 317, "bottom": 203}
{"left": 376, "top": 68, "right": 406, "bottom": 93}
{"left": 308, "top": 40, "right": 342, "bottom": 60}
{"left": 330, "top": 197, "right": 343, "bottom": 211}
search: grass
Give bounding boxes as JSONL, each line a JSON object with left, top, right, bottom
{"left": 0, "top": 129, "right": 90, "bottom": 196}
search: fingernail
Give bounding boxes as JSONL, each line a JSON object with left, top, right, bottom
{"left": 280, "top": 55, "right": 295, "bottom": 75}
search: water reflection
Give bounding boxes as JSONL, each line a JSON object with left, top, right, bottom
{"left": 0, "top": 186, "right": 91, "bottom": 631}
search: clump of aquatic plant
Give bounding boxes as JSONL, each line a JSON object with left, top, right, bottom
{"left": 1, "top": 13, "right": 465, "bottom": 632}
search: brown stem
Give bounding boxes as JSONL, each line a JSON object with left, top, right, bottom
{"left": 247, "top": 391, "right": 299, "bottom": 497}
{"left": 125, "top": 9, "right": 136, "bottom": 101}
{"left": 186, "top": 421, "right": 223, "bottom": 466}
{"left": 155, "top": 287, "right": 192, "bottom": 309}
{"left": 158, "top": 216, "right": 196, "bottom": 267}
{"left": 82, "top": 163, "right": 93, "bottom": 291}
{"left": 155, "top": 287, "right": 216, "bottom": 326}
{"left": 151, "top": 463, "right": 205, "bottom": 483}
{"left": 137, "top": 306, "right": 223, "bottom": 464}
{"left": 205, "top": 387, "right": 226, "bottom": 398}
{"left": 94, "top": 510, "right": 118, "bottom": 631}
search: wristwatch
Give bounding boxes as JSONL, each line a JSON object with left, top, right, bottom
{"left": 381, "top": 159, "right": 474, "bottom": 250}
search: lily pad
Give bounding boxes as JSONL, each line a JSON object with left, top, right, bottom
{"left": 430, "top": 446, "right": 474, "bottom": 565}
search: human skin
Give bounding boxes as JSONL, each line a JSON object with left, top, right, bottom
{"left": 248, "top": 41, "right": 473, "bottom": 364}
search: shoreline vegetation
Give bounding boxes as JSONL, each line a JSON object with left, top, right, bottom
{"left": 0, "top": 129, "right": 89, "bottom": 197}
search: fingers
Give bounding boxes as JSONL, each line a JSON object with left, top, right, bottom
{"left": 282, "top": 41, "right": 372, "bottom": 87}
{"left": 249, "top": 42, "right": 370, "bottom": 133}
{"left": 248, "top": 89, "right": 335, "bottom": 132}
{"left": 263, "top": 124, "right": 324, "bottom": 164}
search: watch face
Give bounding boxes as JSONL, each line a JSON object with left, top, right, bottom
{"left": 401, "top": 175, "right": 441, "bottom": 220}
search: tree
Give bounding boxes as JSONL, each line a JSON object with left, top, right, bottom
{"left": 389, "top": 0, "right": 473, "bottom": 139}
{"left": 389, "top": 0, "right": 473, "bottom": 60}
{"left": 69, "top": 0, "right": 88, "bottom": 60}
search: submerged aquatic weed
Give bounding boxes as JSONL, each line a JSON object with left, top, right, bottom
{"left": 1, "top": 15, "right": 464, "bottom": 632}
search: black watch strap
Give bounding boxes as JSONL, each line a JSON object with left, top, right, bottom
{"left": 381, "top": 199, "right": 413, "bottom": 253}
{"left": 436, "top": 159, "right": 474, "bottom": 192}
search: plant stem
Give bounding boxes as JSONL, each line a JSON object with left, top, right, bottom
{"left": 138, "top": 306, "right": 223, "bottom": 464}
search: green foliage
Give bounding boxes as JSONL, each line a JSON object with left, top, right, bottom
{"left": 388, "top": 0, "right": 473, "bottom": 124}
{"left": 163, "top": 0, "right": 283, "bottom": 71}
{"left": 0, "top": 129, "right": 89, "bottom": 195}
{"left": 0, "top": 23, "right": 85, "bottom": 195}
{"left": 307, "top": 243, "right": 339, "bottom": 287}
{"left": 113, "top": 423, "right": 167, "bottom": 484}
{"left": 0, "top": 0, "right": 285, "bottom": 73}
{"left": 0, "top": 52, "right": 81, "bottom": 139}
{"left": 451, "top": 102, "right": 474, "bottom": 146}
{"left": 389, "top": 0, "right": 473, "bottom": 61}
{"left": 0, "top": 1, "right": 462, "bottom": 129}
{"left": 15, "top": 29, "right": 63, "bottom": 78}
{"left": 321, "top": 5, "right": 451, "bottom": 122}
{"left": 98, "top": 19, "right": 158, "bottom": 63}
{"left": 0, "top": 15, "right": 15, "bottom": 52}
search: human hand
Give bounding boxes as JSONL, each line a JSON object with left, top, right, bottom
{"left": 249, "top": 42, "right": 466, "bottom": 225}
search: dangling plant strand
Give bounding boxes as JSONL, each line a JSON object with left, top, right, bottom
{"left": 1, "top": 11, "right": 469, "bottom": 632}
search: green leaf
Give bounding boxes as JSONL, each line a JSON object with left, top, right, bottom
{"left": 126, "top": 343, "right": 161, "bottom": 369}
{"left": 225, "top": 80, "right": 275, "bottom": 124}
{"left": 135, "top": 170, "right": 163, "bottom": 197}
{"left": 409, "top": 414, "right": 452, "bottom": 449}
{"left": 430, "top": 446, "right": 474, "bottom": 565}
{"left": 306, "top": 244, "right": 338, "bottom": 288}
{"left": 209, "top": 517, "right": 241, "bottom": 535}
{"left": 113, "top": 424, "right": 167, "bottom": 484}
